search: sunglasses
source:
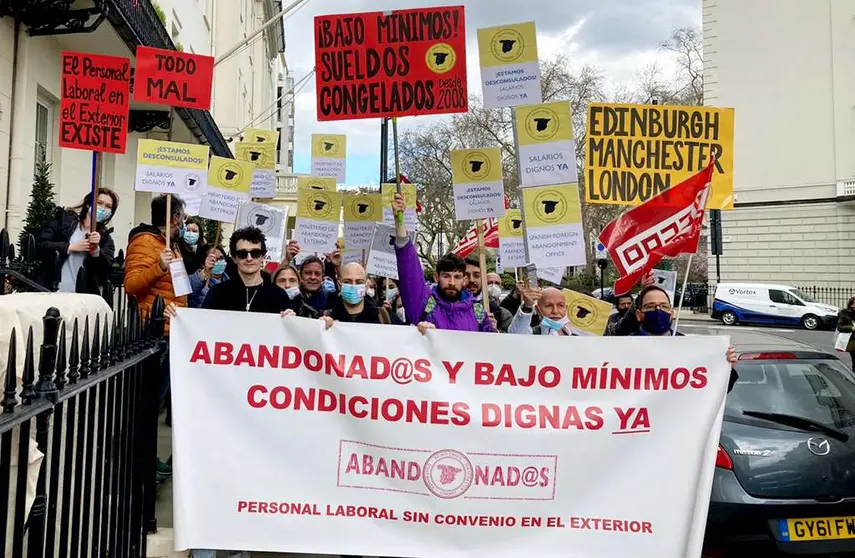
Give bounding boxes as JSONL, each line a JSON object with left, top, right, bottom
{"left": 234, "top": 248, "right": 266, "bottom": 260}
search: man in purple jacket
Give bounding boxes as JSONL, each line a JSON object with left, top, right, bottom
{"left": 392, "top": 193, "right": 497, "bottom": 334}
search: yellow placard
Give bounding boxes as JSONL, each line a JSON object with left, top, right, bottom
{"left": 477, "top": 22, "right": 539, "bottom": 68}
{"left": 297, "top": 187, "right": 342, "bottom": 221}
{"left": 343, "top": 193, "right": 382, "bottom": 222}
{"left": 523, "top": 184, "right": 581, "bottom": 228}
{"left": 243, "top": 128, "right": 279, "bottom": 144}
{"left": 450, "top": 147, "right": 503, "bottom": 184}
{"left": 515, "top": 101, "right": 574, "bottom": 146}
{"left": 207, "top": 156, "right": 253, "bottom": 194}
{"left": 498, "top": 209, "right": 524, "bottom": 238}
{"left": 563, "top": 289, "right": 612, "bottom": 336}
{"left": 297, "top": 176, "right": 337, "bottom": 191}
{"left": 381, "top": 183, "right": 417, "bottom": 211}
{"left": 311, "top": 134, "right": 346, "bottom": 159}
{"left": 585, "top": 103, "right": 735, "bottom": 209}
{"left": 235, "top": 142, "right": 275, "bottom": 170}
{"left": 137, "top": 139, "right": 209, "bottom": 170}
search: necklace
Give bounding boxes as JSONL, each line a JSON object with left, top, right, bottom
{"left": 245, "top": 287, "right": 258, "bottom": 312}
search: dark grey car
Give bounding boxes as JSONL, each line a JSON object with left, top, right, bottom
{"left": 700, "top": 331, "right": 855, "bottom": 557}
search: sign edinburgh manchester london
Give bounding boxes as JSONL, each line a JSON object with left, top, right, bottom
{"left": 60, "top": 51, "right": 131, "bottom": 154}
{"left": 314, "top": 6, "right": 468, "bottom": 120}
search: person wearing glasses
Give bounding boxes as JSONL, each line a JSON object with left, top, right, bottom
{"left": 200, "top": 227, "right": 292, "bottom": 313}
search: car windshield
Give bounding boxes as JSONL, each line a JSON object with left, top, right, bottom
{"left": 726, "top": 358, "right": 855, "bottom": 429}
{"left": 789, "top": 289, "right": 817, "bottom": 303}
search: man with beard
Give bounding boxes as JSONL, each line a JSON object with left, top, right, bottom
{"left": 510, "top": 286, "right": 575, "bottom": 336}
{"left": 462, "top": 260, "right": 512, "bottom": 332}
{"left": 392, "top": 193, "right": 497, "bottom": 334}
{"left": 606, "top": 293, "right": 634, "bottom": 335}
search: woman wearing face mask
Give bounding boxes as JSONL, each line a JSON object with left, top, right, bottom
{"left": 389, "top": 293, "right": 409, "bottom": 326}
{"left": 182, "top": 217, "right": 208, "bottom": 274}
{"left": 188, "top": 246, "right": 228, "bottom": 308}
{"left": 381, "top": 278, "right": 399, "bottom": 312}
{"left": 36, "top": 188, "right": 119, "bottom": 294}
{"left": 272, "top": 264, "right": 318, "bottom": 318}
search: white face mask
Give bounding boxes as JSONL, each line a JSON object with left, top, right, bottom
{"left": 366, "top": 288, "right": 376, "bottom": 298}
{"left": 487, "top": 284, "right": 502, "bottom": 300}
{"left": 396, "top": 308, "right": 406, "bottom": 322}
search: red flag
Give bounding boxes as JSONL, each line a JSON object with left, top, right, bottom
{"left": 598, "top": 159, "right": 715, "bottom": 295}
{"left": 452, "top": 219, "right": 498, "bottom": 258}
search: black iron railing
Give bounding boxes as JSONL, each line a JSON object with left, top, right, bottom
{"left": 0, "top": 295, "right": 166, "bottom": 557}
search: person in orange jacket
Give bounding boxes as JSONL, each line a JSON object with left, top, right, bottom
{"left": 124, "top": 194, "right": 189, "bottom": 332}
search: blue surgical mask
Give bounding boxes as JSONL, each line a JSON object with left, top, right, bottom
{"left": 341, "top": 284, "right": 366, "bottom": 305}
{"left": 183, "top": 230, "right": 199, "bottom": 246}
{"left": 385, "top": 288, "right": 398, "bottom": 302}
{"left": 641, "top": 309, "right": 673, "bottom": 335}
{"left": 211, "top": 260, "right": 227, "bottom": 276}
{"left": 322, "top": 278, "right": 337, "bottom": 294}
{"left": 95, "top": 207, "right": 111, "bottom": 223}
{"left": 285, "top": 286, "right": 301, "bottom": 300}
{"left": 540, "top": 315, "right": 569, "bottom": 332}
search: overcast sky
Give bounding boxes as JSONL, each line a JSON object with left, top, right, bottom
{"left": 284, "top": 0, "right": 700, "bottom": 184}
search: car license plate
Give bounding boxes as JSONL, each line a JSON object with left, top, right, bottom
{"left": 779, "top": 517, "right": 855, "bottom": 541}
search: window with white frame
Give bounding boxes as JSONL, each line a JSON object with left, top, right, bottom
{"left": 34, "top": 96, "right": 54, "bottom": 172}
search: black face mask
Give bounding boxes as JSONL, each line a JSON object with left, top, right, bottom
{"left": 616, "top": 308, "right": 630, "bottom": 317}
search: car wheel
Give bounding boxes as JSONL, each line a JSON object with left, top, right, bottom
{"left": 802, "top": 314, "right": 820, "bottom": 330}
{"left": 721, "top": 311, "right": 737, "bottom": 326}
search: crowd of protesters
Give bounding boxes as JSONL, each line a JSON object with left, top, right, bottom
{"left": 26, "top": 190, "right": 738, "bottom": 558}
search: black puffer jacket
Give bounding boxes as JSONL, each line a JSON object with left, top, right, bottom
{"left": 35, "top": 207, "right": 115, "bottom": 294}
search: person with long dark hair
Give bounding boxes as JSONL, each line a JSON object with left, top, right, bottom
{"left": 183, "top": 217, "right": 208, "bottom": 274}
{"left": 36, "top": 188, "right": 119, "bottom": 294}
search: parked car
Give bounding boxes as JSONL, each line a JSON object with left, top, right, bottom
{"left": 699, "top": 330, "right": 855, "bottom": 557}
{"left": 712, "top": 283, "right": 838, "bottom": 330}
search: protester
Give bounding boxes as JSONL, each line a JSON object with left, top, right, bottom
{"left": 366, "top": 276, "right": 378, "bottom": 301}
{"left": 389, "top": 293, "right": 408, "bottom": 325}
{"left": 321, "top": 262, "right": 391, "bottom": 326}
{"left": 837, "top": 296, "right": 855, "bottom": 372}
{"left": 299, "top": 255, "right": 332, "bottom": 313}
{"left": 183, "top": 217, "right": 208, "bottom": 274}
{"left": 392, "top": 193, "right": 497, "bottom": 334}
{"left": 606, "top": 293, "right": 634, "bottom": 335}
{"left": 36, "top": 188, "right": 119, "bottom": 294}
{"left": 273, "top": 264, "right": 319, "bottom": 318}
{"left": 485, "top": 271, "right": 513, "bottom": 332}
{"left": 201, "top": 227, "right": 292, "bottom": 313}
{"left": 188, "top": 246, "right": 227, "bottom": 308}
{"left": 382, "top": 277, "right": 399, "bottom": 310}
{"left": 510, "top": 285, "right": 575, "bottom": 336}
{"left": 124, "top": 194, "right": 188, "bottom": 324}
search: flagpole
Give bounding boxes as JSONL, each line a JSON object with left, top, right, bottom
{"left": 672, "top": 254, "right": 693, "bottom": 336}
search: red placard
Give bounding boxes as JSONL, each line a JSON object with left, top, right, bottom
{"left": 314, "top": 6, "right": 468, "bottom": 121}
{"left": 60, "top": 51, "right": 131, "bottom": 154}
{"left": 134, "top": 46, "right": 215, "bottom": 110}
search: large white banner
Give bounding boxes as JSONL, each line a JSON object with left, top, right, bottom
{"left": 170, "top": 310, "right": 730, "bottom": 558}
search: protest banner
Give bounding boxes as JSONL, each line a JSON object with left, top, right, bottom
{"left": 653, "top": 269, "right": 678, "bottom": 305}
{"left": 135, "top": 139, "right": 209, "bottom": 195}
{"left": 343, "top": 193, "right": 383, "bottom": 250}
{"left": 295, "top": 187, "right": 342, "bottom": 253}
{"left": 381, "top": 183, "right": 418, "bottom": 229}
{"left": 314, "top": 6, "right": 468, "bottom": 121}
{"left": 170, "top": 310, "right": 730, "bottom": 557}
{"left": 450, "top": 147, "right": 506, "bottom": 220}
{"left": 59, "top": 51, "right": 131, "bottom": 154}
{"left": 498, "top": 210, "right": 525, "bottom": 269}
{"left": 536, "top": 266, "right": 565, "bottom": 285}
{"left": 311, "top": 134, "right": 347, "bottom": 183}
{"left": 522, "top": 184, "right": 585, "bottom": 269}
{"left": 199, "top": 156, "right": 253, "bottom": 223}
{"left": 585, "top": 103, "right": 735, "bottom": 209}
{"left": 237, "top": 201, "right": 287, "bottom": 260}
{"left": 133, "top": 46, "right": 215, "bottom": 110}
{"left": 563, "top": 290, "right": 613, "bottom": 336}
{"left": 236, "top": 142, "right": 277, "bottom": 198}
{"left": 243, "top": 128, "right": 279, "bottom": 144}
{"left": 298, "top": 176, "right": 337, "bottom": 192}
{"left": 477, "top": 21, "right": 542, "bottom": 109}
{"left": 516, "top": 101, "right": 577, "bottom": 188}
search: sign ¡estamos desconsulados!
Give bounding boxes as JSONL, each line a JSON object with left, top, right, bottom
{"left": 314, "top": 6, "right": 468, "bottom": 121}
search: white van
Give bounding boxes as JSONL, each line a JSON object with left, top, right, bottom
{"left": 711, "top": 283, "right": 839, "bottom": 330}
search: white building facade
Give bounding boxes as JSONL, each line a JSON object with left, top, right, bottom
{"left": 703, "top": 0, "right": 855, "bottom": 288}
